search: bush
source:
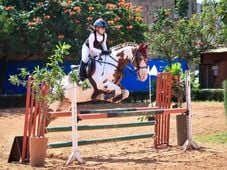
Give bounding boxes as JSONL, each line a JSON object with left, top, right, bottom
{"left": 191, "top": 89, "right": 224, "bottom": 101}
{"left": 127, "top": 89, "right": 224, "bottom": 103}
{"left": 0, "top": 94, "right": 26, "bottom": 108}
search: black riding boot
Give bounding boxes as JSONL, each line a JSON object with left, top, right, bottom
{"left": 79, "top": 60, "right": 87, "bottom": 81}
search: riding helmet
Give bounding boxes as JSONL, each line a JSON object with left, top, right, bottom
{"left": 93, "top": 19, "right": 107, "bottom": 28}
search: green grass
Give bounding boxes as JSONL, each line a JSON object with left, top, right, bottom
{"left": 195, "top": 132, "right": 227, "bottom": 144}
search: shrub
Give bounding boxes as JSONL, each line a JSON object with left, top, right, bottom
{"left": 191, "top": 89, "right": 224, "bottom": 101}
{"left": 0, "top": 94, "right": 26, "bottom": 108}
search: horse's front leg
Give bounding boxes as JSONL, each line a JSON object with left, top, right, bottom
{"left": 102, "top": 81, "right": 122, "bottom": 101}
{"left": 110, "top": 88, "right": 129, "bottom": 103}
{"left": 102, "top": 81, "right": 129, "bottom": 103}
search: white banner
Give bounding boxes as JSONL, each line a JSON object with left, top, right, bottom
{"left": 147, "top": 65, "right": 158, "bottom": 76}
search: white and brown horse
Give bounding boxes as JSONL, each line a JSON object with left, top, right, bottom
{"left": 49, "top": 43, "right": 149, "bottom": 112}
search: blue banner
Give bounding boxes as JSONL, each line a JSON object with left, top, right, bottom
{"left": 1, "top": 58, "right": 188, "bottom": 94}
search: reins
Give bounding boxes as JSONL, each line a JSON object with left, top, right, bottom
{"left": 90, "top": 45, "right": 147, "bottom": 80}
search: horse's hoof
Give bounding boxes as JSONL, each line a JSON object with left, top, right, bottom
{"left": 112, "top": 94, "right": 123, "bottom": 103}
{"left": 104, "top": 91, "right": 115, "bottom": 100}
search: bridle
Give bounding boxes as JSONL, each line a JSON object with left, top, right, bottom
{"left": 132, "top": 49, "right": 148, "bottom": 71}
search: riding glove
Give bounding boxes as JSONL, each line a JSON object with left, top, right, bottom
{"left": 101, "top": 50, "right": 111, "bottom": 55}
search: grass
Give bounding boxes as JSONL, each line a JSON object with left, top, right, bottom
{"left": 195, "top": 132, "right": 227, "bottom": 144}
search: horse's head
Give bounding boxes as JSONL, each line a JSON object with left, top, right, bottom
{"left": 131, "top": 43, "right": 149, "bottom": 81}
{"left": 111, "top": 42, "right": 149, "bottom": 82}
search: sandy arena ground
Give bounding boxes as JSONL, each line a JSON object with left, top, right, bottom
{"left": 0, "top": 102, "right": 227, "bottom": 170}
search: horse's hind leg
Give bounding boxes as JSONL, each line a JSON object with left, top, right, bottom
{"left": 121, "top": 89, "right": 129, "bottom": 100}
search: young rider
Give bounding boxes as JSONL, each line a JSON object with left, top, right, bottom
{"left": 79, "top": 19, "right": 110, "bottom": 81}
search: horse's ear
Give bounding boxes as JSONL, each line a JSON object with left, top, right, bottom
{"left": 138, "top": 43, "right": 149, "bottom": 50}
{"left": 144, "top": 43, "right": 149, "bottom": 49}
{"left": 138, "top": 43, "right": 145, "bottom": 51}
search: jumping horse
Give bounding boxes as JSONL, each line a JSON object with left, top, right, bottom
{"left": 49, "top": 43, "right": 149, "bottom": 112}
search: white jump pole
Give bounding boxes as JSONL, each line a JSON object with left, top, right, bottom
{"left": 148, "top": 74, "right": 152, "bottom": 107}
{"left": 147, "top": 65, "right": 158, "bottom": 107}
{"left": 66, "top": 85, "right": 85, "bottom": 165}
{"left": 182, "top": 70, "right": 200, "bottom": 150}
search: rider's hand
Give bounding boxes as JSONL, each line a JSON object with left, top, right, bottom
{"left": 101, "top": 50, "right": 111, "bottom": 55}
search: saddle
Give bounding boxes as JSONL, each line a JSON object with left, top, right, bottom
{"left": 78, "top": 57, "right": 114, "bottom": 101}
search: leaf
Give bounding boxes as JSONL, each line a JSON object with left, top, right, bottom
{"left": 18, "top": 68, "right": 30, "bottom": 79}
{"left": 8, "top": 75, "right": 20, "bottom": 86}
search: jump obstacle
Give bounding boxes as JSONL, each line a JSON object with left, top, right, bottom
{"left": 9, "top": 71, "right": 199, "bottom": 165}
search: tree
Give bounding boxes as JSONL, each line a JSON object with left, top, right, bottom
{"left": 147, "top": 0, "right": 225, "bottom": 66}
{"left": 216, "top": 0, "right": 227, "bottom": 46}
{"left": 0, "top": 0, "right": 147, "bottom": 61}
{"left": 175, "top": 0, "right": 189, "bottom": 18}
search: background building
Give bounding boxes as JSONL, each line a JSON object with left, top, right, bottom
{"left": 200, "top": 48, "right": 227, "bottom": 88}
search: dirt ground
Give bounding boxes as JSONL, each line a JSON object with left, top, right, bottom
{"left": 0, "top": 102, "right": 227, "bottom": 170}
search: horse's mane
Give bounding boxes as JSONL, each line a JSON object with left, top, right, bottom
{"left": 110, "top": 42, "right": 138, "bottom": 51}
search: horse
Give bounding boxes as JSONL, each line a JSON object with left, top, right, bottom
{"left": 48, "top": 43, "right": 149, "bottom": 113}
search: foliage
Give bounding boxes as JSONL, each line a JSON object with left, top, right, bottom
{"left": 191, "top": 89, "right": 224, "bottom": 101}
{"left": 69, "top": 71, "right": 90, "bottom": 90}
{"left": 147, "top": 8, "right": 202, "bottom": 64}
{"left": 0, "top": 0, "right": 147, "bottom": 62}
{"left": 216, "top": 0, "right": 227, "bottom": 23}
{"left": 223, "top": 80, "right": 227, "bottom": 114}
{"left": 216, "top": 0, "right": 227, "bottom": 46}
{"left": 9, "top": 42, "right": 89, "bottom": 104}
{"left": 190, "top": 70, "right": 200, "bottom": 89}
{"left": 175, "top": 0, "right": 189, "bottom": 18}
{"left": 146, "top": 8, "right": 175, "bottom": 62}
{"left": 164, "top": 63, "right": 185, "bottom": 107}
{"left": 0, "top": 94, "right": 26, "bottom": 108}
{"left": 190, "top": 1, "right": 221, "bottom": 52}
{"left": 164, "top": 63, "right": 183, "bottom": 77}
{"left": 147, "top": 1, "right": 227, "bottom": 66}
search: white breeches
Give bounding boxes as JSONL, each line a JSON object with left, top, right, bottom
{"left": 81, "top": 44, "right": 90, "bottom": 63}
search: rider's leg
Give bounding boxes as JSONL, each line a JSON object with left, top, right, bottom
{"left": 79, "top": 45, "right": 90, "bottom": 81}
{"left": 79, "top": 60, "right": 87, "bottom": 81}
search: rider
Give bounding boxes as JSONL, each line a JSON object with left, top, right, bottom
{"left": 79, "top": 18, "right": 111, "bottom": 81}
